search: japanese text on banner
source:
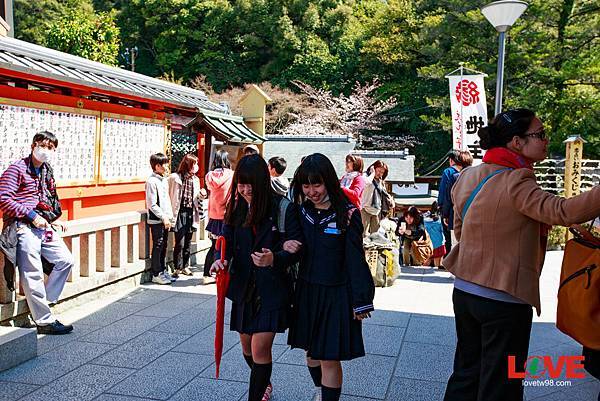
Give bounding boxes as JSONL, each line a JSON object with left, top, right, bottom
{"left": 447, "top": 75, "right": 488, "bottom": 162}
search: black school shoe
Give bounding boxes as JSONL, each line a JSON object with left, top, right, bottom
{"left": 37, "top": 320, "right": 74, "bottom": 335}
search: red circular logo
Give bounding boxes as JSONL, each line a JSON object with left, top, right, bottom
{"left": 455, "top": 80, "right": 480, "bottom": 106}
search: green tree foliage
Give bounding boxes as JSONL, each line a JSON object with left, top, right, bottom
{"left": 45, "top": 9, "right": 121, "bottom": 66}
{"left": 13, "top": 0, "right": 96, "bottom": 44}
{"left": 410, "top": 0, "right": 599, "bottom": 164}
{"left": 13, "top": 0, "right": 600, "bottom": 171}
{"left": 14, "top": 0, "right": 120, "bottom": 66}
{"left": 509, "top": 1, "right": 600, "bottom": 157}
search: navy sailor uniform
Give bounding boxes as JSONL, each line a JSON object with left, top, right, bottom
{"left": 216, "top": 194, "right": 302, "bottom": 334}
{"left": 288, "top": 201, "right": 375, "bottom": 360}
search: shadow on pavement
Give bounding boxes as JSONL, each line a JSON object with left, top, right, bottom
{"left": 1, "top": 279, "right": 598, "bottom": 401}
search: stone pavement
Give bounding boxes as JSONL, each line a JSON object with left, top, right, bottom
{"left": 1, "top": 250, "right": 599, "bottom": 401}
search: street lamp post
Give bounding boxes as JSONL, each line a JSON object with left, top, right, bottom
{"left": 481, "top": 0, "right": 528, "bottom": 115}
{"left": 123, "top": 46, "right": 139, "bottom": 72}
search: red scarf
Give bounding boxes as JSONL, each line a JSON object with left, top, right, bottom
{"left": 482, "top": 147, "right": 534, "bottom": 170}
{"left": 482, "top": 147, "right": 551, "bottom": 244}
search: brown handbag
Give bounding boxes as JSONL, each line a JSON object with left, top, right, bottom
{"left": 556, "top": 226, "right": 600, "bottom": 350}
{"left": 410, "top": 230, "right": 434, "bottom": 266}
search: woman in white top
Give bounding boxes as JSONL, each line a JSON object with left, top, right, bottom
{"left": 361, "top": 160, "right": 390, "bottom": 236}
{"left": 168, "top": 154, "right": 205, "bottom": 277}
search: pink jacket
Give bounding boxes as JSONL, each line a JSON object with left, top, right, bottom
{"left": 341, "top": 173, "right": 366, "bottom": 209}
{"left": 205, "top": 168, "right": 234, "bottom": 220}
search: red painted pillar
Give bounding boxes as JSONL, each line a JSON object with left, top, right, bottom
{"left": 197, "top": 131, "right": 205, "bottom": 186}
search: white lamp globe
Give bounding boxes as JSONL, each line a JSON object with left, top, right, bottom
{"left": 481, "top": 1, "right": 528, "bottom": 32}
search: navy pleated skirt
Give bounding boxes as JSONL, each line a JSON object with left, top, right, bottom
{"left": 287, "top": 279, "right": 366, "bottom": 361}
{"left": 230, "top": 300, "right": 289, "bottom": 334}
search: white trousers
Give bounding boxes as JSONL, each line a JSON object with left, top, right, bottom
{"left": 450, "top": 230, "right": 459, "bottom": 247}
{"left": 16, "top": 222, "right": 74, "bottom": 325}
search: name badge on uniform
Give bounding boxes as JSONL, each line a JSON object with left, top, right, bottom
{"left": 324, "top": 222, "right": 342, "bottom": 235}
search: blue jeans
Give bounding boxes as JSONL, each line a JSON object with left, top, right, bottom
{"left": 16, "top": 222, "right": 74, "bottom": 324}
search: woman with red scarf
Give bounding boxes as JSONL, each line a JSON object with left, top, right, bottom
{"left": 442, "top": 109, "right": 600, "bottom": 401}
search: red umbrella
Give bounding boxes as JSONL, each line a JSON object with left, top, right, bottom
{"left": 214, "top": 235, "right": 230, "bottom": 378}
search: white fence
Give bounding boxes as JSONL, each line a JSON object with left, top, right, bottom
{"left": 0, "top": 211, "right": 210, "bottom": 321}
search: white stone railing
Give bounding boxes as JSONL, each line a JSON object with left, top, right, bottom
{"left": 0, "top": 211, "right": 210, "bottom": 320}
{"left": 535, "top": 158, "right": 600, "bottom": 194}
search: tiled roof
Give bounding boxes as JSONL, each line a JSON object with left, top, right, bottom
{"left": 0, "top": 36, "right": 226, "bottom": 113}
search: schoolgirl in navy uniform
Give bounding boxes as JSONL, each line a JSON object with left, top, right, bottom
{"left": 286, "top": 153, "right": 375, "bottom": 401}
{"left": 210, "top": 154, "right": 302, "bottom": 401}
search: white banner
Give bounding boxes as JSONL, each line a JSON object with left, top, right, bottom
{"left": 448, "top": 74, "right": 488, "bottom": 160}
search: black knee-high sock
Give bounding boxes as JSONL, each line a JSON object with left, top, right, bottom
{"left": 321, "top": 385, "right": 341, "bottom": 401}
{"left": 248, "top": 362, "right": 272, "bottom": 401}
{"left": 308, "top": 365, "right": 322, "bottom": 387}
{"left": 243, "top": 353, "right": 254, "bottom": 369}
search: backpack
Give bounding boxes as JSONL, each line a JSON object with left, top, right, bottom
{"left": 276, "top": 196, "right": 300, "bottom": 285}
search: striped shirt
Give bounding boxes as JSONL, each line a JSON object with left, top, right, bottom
{"left": 0, "top": 157, "right": 42, "bottom": 222}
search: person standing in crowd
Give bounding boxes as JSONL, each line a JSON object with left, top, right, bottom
{"left": 396, "top": 206, "right": 427, "bottom": 266}
{"left": 268, "top": 156, "right": 289, "bottom": 197}
{"left": 438, "top": 150, "right": 461, "bottom": 252}
{"left": 203, "top": 150, "right": 234, "bottom": 285}
{"left": 339, "top": 154, "right": 365, "bottom": 209}
{"left": 438, "top": 150, "right": 473, "bottom": 249}
{"left": 0, "top": 131, "right": 74, "bottom": 334}
{"left": 243, "top": 144, "right": 260, "bottom": 156}
{"left": 424, "top": 201, "right": 446, "bottom": 268}
{"left": 443, "top": 109, "right": 600, "bottom": 401}
{"left": 168, "top": 154, "right": 205, "bottom": 278}
{"left": 146, "top": 153, "right": 175, "bottom": 285}
{"left": 287, "top": 153, "right": 374, "bottom": 401}
{"left": 210, "top": 154, "right": 302, "bottom": 401}
{"left": 361, "top": 160, "right": 389, "bottom": 236}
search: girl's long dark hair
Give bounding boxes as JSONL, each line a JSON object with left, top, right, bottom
{"left": 212, "top": 149, "right": 231, "bottom": 170}
{"left": 292, "top": 153, "right": 351, "bottom": 229}
{"left": 224, "top": 154, "right": 272, "bottom": 227}
{"left": 404, "top": 206, "right": 423, "bottom": 225}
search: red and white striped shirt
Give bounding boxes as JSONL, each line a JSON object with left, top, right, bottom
{"left": 0, "top": 156, "right": 42, "bottom": 222}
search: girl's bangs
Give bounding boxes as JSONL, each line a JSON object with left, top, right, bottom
{"left": 236, "top": 167, "right": 254, "bottom": 185}
{"left": 296, "top": 163, "right": 324, "bottom": 185}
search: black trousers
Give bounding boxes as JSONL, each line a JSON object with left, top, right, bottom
{"left": 173, "top": 230, "right": 193, "bottom": 270}
{"left": 444, "top": 288, "right": 533, "bottom": 401}
{"left": 203, "top": 237, "right": 217, "bottom": 276}
{"left": 150, "top": 223, "right": 169, "bottom": 276}
{"left": 583, "top": 346, "right": 600, "bottom": 380}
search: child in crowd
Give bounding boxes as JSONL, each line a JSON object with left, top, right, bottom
{"left": 211, "top": 154, "right": 302, "bottom": 401}
{"left": 243, "top": 144, "right": 260, "bottom": 156}
{"left": 287, "top": 153, "right": 374, "bottom": 401}
{"left": 145, "top": 153, "right": 175, "bottom": 285}
{"left": 168, "top": 153, "right": 205, "bottom": 277}
{"left": 424, "top": 201, "right": 446, "bottom": 268}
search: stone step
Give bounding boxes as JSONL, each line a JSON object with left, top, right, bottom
{"left": 0, "top": 326, "right": 37, "bottom": 372}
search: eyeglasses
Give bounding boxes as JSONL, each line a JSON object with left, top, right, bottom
{"left": 524, "top": 129, "right": 546, "bottom": 140}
